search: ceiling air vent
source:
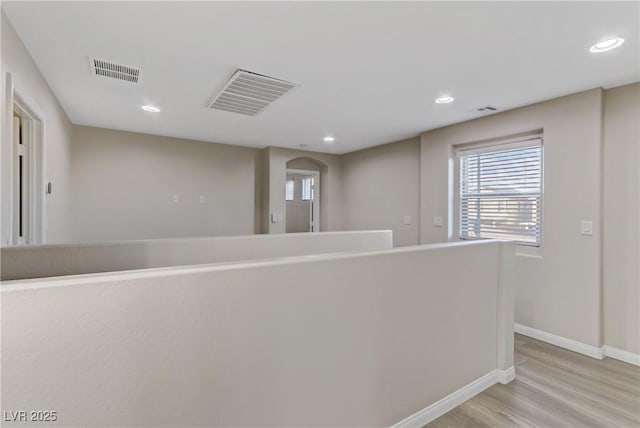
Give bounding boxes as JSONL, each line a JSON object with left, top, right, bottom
{"left": 90, "top": 58, "right": 140, "bottom": 83}
{"left": 476, "top": 105, "right": 498, "bottom": 112}
{"left": 209, "top": 69, "right": 298, "bottom": 116}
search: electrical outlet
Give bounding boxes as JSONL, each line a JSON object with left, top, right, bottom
{"left": 172, "top": 194, "right": 179, "bottom": 203}
{"left": 433, "top": 216, "right": 444, "bottom": 227}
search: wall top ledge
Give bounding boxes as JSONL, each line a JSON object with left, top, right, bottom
{"left": 1, "top": 230, "right": 394, "bottom": 251}
{"left": 1, "top": 239, "right": 509, "bottom": 292}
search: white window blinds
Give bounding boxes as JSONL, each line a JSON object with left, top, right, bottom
{"left": 459, "top": 139, "right": 542, "bottom": 246}
{"left": 301, "top": 177, "right": 314, "bottom": 201}
{"left": 285, "top": 180, "right": 294, "bottom": 201}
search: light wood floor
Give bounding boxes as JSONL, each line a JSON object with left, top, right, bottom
{"left": 428, "top": 334, "right": 640, "bottom": 428}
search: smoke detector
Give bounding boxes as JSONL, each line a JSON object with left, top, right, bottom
{"left": 90, "top": 57, "right": 140, "bottom": 83}
{"left": 209, "top": 69, "right": 298, "bottom": 116}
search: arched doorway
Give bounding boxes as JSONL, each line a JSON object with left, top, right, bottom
{"left": 286, "top": 158, "right": 322, "bottom": 233}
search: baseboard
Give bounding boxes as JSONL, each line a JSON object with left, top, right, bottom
{"left": 390, "top": 367, "right": 515, "bottom": 428}
{"left": 496, "top": 366, "right": 516, "bottom": 384}
{"left": 515, "top": 323, "right": 640, "bottom": 366}
{"left": 514, "top": 323, "right": 604, "bottom": 359}
{"left": 603, "top": 345, "right": 640, "bottom": 366}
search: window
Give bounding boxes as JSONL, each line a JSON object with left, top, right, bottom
{"left": 285, "top": 179, "right": 294, "bottom": 201}
{"left": 301, "top": 177, "right": 314, "bottom": 201}
{"left": 458, "top": 139, "right": 542, "bottom": 246}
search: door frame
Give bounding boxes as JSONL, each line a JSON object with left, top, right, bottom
{"left": 285, "top": 168, "right": 320, "bottom": 232}
{"left": 3, "top": 72, "right": 46, "bottom": 245}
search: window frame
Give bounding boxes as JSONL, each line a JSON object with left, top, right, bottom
{"left": 453, "top": 135, "right": 544, "bottom": 247}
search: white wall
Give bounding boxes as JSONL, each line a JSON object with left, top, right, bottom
{"left": 603, "top": 82, "right": 639, "bottom": 354}
{"left": 1, "top": 10, "right": 73, "bottom": 244}
{"left": 1, "top": 240, "right": 514, "bottom": 427}
{"left": 70, "top": 126, "right": 257, "bottom": 242}
{"left": 342, "top": 137, "right": 420, "bottom": 247}
{"left": 1, "top": 230, "right": 393, "bottom": 281}
{"left": 420, "top": 89, "right": 604, "bottom": 348}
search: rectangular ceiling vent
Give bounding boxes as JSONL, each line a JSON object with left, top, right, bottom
{"left": 90, "top": 58, "right": 140, "bottom": 83}
{"left": 209, "top": 69, "right": 298, "bottom": 116}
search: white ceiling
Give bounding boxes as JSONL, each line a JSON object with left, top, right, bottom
{"left": 3, "top": 1, "right": 639, "bottom": 154}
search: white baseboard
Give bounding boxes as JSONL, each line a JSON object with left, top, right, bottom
{"left": 514, "top": 323, "right": 604, "bottom": 359}
{"left": 515, "top": 323, "right": 640, "bottom": 366}
{"left": 496, "top": 366, "right": 516, "bottom": 384}
{"left": 390, "top": 367, "right": 515, "bottom": 428}
{"left": 603, "top": 345, "right": 640, "bottom": 366}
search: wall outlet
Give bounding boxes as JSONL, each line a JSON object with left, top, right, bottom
{"left": 403, "top": 216, "right": 412, "bottom": 225}
{"left": 580, "top": 220, "right": 593, "bottom": 236}
{"left": 433, "top": 216, "right": 443, "bottom": 227}
{"left": 172, "top": 194, "right": 179, "bottom": 203}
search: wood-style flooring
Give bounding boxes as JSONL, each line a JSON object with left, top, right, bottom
{"left": 427, "top": 334, "right": 640, "bottom": 428}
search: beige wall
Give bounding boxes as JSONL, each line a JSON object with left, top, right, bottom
{"left": 420, "top": 89, "right": 604, "bottom": 348}
{"left": 1, "top": 11, "right": 73, "bottom": 244}
{"left": 265, "top": 147, "right": 343, "bottom": 234}
{"left": 342, "top": 137, "right": 420, "bottom": 247}
{"left": 70, "top": 126, "right": 257, "bottom": 242}
{"left": 603, "top": 83, "right": 640, "bottom": 354}
{"left": 1, "top": 230, "right": 393, "bottom": 281}
{"left": 1, "top": 240, "right": 514, "bottom": 427}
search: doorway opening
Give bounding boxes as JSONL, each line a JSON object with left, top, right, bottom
{"left": 7, "top": 88, "right": 45, "bottom": 245}
{"left": 285, "top": 169, "right": 320, "bottom": 233}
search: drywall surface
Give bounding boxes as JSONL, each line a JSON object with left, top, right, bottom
{"left": 1, "top": 11, "right": 73, "bottom": 244}
{"left": 266, "top": 147, "right": 343, "bottom": 233}
{"left": 1, "top": 230, "right": 393, "bottom": 280}
{"left": 1, "top": 240, "right": 514, "bottom": 427}
{"left": 420, "top": 88, "right": 603, "bottom": 348}
{"left": 603, "top": 83, "right": 640, "bottom": 354}
{"left": 342, "top": 137, "right": 420, "bottom": 247}
{"left": 70, "top": 126, "right": 257, "bottom": 242}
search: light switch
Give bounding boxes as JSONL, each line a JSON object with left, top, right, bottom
{"left": 403, "top": 216, "right": 412, "bottom": 225}
{"left": 277, "top": 212, "right": 284, "bottom": 222}
{"left": 172, "top": 194, "right": 179, "bottom": 203}
{"left": 433, "top": 216, "right": 444, "bottom": 227}
{"left": 271, "top": 213, "right": 277, "bottom": 223}
{"left": 581, "top": 220, "right": 593, "bottom": 236}
{"left": 199, "top": 195, "right": 206, "bottom": 204}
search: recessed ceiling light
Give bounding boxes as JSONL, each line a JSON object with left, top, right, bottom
{"left": 589, "top": 37, "right": 625, "bottom": 53}
{"left": 435, "top": 95, "right": 454, "bottom": 104}
{"left": 323, "top": 136, "right": 335, "bottom": 143}
{"left": 141, "top": 104, "right": 160, "bottom": 112}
